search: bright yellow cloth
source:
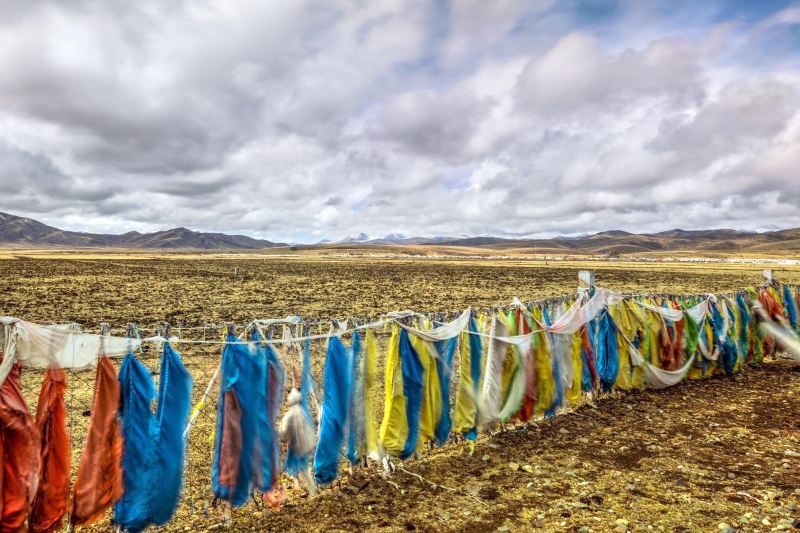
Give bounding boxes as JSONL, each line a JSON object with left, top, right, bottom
{"left": 411, "top": 321, "right": 441, "bottom": 449}
{"left": 533, "top": 308, "right": 554, "bottom": 416}
{"left": 609, "top": 304, "right": 631, "bottom": 391}
{"left": 364, "top": 328, "right": 379, "bottom": 456}
{"left": 453, "top": 330, "right": 477, "bottom": 435}
{"left": 728, "top": 297, "right": 744, "bottom": 372}
{"left": 378, "top": 327, "right": 407, "bottom": 456}
{"left": 567, "top": 331, "right": 582, "bottom": 403}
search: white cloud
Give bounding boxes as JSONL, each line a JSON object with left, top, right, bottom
{"left": 0, "top": 0, "right": 799, "bottom": 241}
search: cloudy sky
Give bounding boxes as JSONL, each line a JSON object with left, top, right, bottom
{"left": 1, "top": 0, "right": 799, "bottom": 243}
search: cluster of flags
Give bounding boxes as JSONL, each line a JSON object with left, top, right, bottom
{"left": 1, "top": 282, "right": 798, "bottom": 530}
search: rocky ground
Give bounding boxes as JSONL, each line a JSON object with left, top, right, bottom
{"left": 4, "top": 255, "right": 800, "bottom": 532}
{"left": 187, "top": 361, "right": 800, "bottom": 532}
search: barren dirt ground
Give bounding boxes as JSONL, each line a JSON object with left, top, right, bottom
{"left": 207, "top": 362, "right": 800, "bottom": 533}
{"left": 1, "top": 254, "right": 799, "bottom": 532}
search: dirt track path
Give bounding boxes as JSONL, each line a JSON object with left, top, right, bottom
{"left": 190, "top": 362, "right": 800, "bottom": 532}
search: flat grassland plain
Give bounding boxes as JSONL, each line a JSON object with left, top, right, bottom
{"left": 1, "top": 251, "right": 800, "bottom": 532}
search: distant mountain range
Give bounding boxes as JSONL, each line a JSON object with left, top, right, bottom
{"left": 319, "top": 228, "right": 800, "bottom": 255}
{"left": 0, "top": 212, "right": 284, "bottom": 249}
{"left": 326, "top": 233, "right": 455, "bottom": 245}
{"left": 2, "top": 211, "right": 800, "bottom": 254}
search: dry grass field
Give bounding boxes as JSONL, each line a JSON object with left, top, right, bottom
{"left": 1, "top": 252, "right": 800, "bottom": 532}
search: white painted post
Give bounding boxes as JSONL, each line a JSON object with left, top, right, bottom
{"left": 578, "top": 270, "right": 595, "bottom": 291}
{"left": 763, "top": 269, "right": 773, "bottom": 284}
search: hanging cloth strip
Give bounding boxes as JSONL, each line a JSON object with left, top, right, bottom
{"left": 151, "top": 342, "right": 193, "bottom": 523}
{"left": 29, "top": 367, "right": 70, "bottom": 533}
{"left": 532, "top": 307, "right": 555, "bottom": 417}
{"left": 0, "top": 361, "right": 40, "bottom": 532}
{"left": 211, "top": 333, "right": 272, "bottom": 507}
{"left": 398, "top": 329, "right": 424, "bottom": 459}
{"left": 783, "top": 285, "right": 799, "bottom": 331}
{"left": 547, "top": 305, "right": 575, "bottom": 413}
{"left": 282, "top": 322, "right": 319, "bottom": 476}
{"left": 477, "top": 314, "right": 506, "bottom": 431}
{"left": 433, "top": 336, "right": 458, "bottom": 445}
{"left": 517, "top": 309, "right": 537, "bottom": 422}
{"left": 452, "top": 317, "right": 482, "bottom": 441}
{"left": 710, "top": 302, "right": 737, "bottom": 375}
{"left": 535, "top": 288, "right": 626, "bottom": 335}
{"left": 346, "top": 331, "right": 364, "bottom": 466}
{"left": 596, "top": 311, "right": 620, "bottom": 393}
{"left": 498, "top": 312, "right": 526, "bottom": 423}
{"left": 580, "top": 325, "right": 598, "bottom": 392}
{"left": 567, "top": 328, "right": 583, "bottom": 403}
{"left": 279, "top": 388, "right": 316, "bottom": 489}
{"left": 114, "top": 342, "right": 192, "bottom": 531}
{"left": 624, "top": 335, "right": 696, "bottom": 389}
{"left": 635, "top": 299, "right": 709, "bottom": 324}
{"left": 262, "top": 335, "right": 285, "bottom": 503}
{"left": 378, "top": 328, "right": 425, "bottom": 459}
{"left": 71, "top": 355, "right": 124, "bottom": 526}
{"left": 410, "top": 325, "right": 442, "bottom": 449}
{"left": 393, "top": 309, "right": 471, "bottom": 342}
{"left": 755, "top": 302, "right": 800, "bottom": 359}
{"left": 363, "top": 329, "right": 379, "bottom": 458}
{"left": 0, "top": 318, "right": 140, "bottom": 387}
{"left": 115, "top": 351, "right": 156, "bottom": 531}
{"left": 313, "top": 334, "right": 353, "bottom": 484}
{"left": 378, "top": 327, "right": 406, "bottom": 456}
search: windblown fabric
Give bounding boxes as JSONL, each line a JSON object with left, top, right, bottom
{"left": 29, "top": 367, "right": 70, "bottom": 533}
{"left": 114, "top": 343, "right": 192, "bottom": 531}
{"left": 546, "top": 304, "right": 575, "bottom": 412}
{"left": 398, "top": 330, "right": 424, "bottom": 459}
{"left": 150, "top": 343, "right": 192, "bottom": 524}
{"left": 567, "top": 331, "right": 582, "bottom": 403}
{"left": 686, "top": 300, "right": 709, "bottom": 324}
{"left": 635, "top": 299, "right": 708, "bottom": 324}
{"left": 0, "top": 361, "right": 40, "bottom": 532}
{"left": 0, "top": 318, "right": 139, "bottom": 387}
{"left": 115, "top": 353, "right": 155, "bottom": 531}
{"left": 395, "top": 309, "right": 470, "bottom": 342}
{"left": 452, "top": 317, "right": 482, "bottom": 440}
{"left": 346, "top": 331, "right": 364, "bottom": 465}
{"left": 313, "top": 335, "right": 352, "bottom": 484}
{"left": 434, "top": 336, "right": 458, "bottom": 445}
{"left": 737, "top": 294, "right": 753, "bottom": 363}
{"left": 411, "top": 328, "right": 441, "bottom": 448}
{"left": 536, "top": 288, "right": 626, "bottom": 335}
{"left": 784, "top": 285, "right": 799, "bottom": 331}
{"left": 264, "top": 341, "right": 285, "bottom": 493}
{"left": 378, "top": 328, "right": 425, "bottom": 459}
{"left": 759, "top": 314, "right": 800, "bottom": 358}
{"left": 71, "top": 356, "right": 123, "bottom": 526}
{"left": 280, "top": 388, "right": 316, "bottom": 476}
{"left": 533, "top": 308, "right": 555, "bottom": 417}
{"left": 378, "top": 328, "right": 406, "bottom": 455}
{"left": 517, "top": 309, "right": 537, "bottom": 422}
{"left": 363, "top": 329, "right": 379, "bottom": 457}
{"left": 710, "top": 302, "right": 737, "bottom": 376}
{"left": 596, "top": 312, "right": 620, "bottom": 393}
{"left": 212, "top": 335, "right": 271, "bottom": 507}
{"left": 478, "top": 315, "right": 508, "bottom": 430}
{"left": 625, "top": 337, "right": 696, "bottom": 389}
{"left": 498, "top": 313, "right": 526, "bottom": 423}
{"left": 285, "top": 331, "right": 317, "bottom": 476}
